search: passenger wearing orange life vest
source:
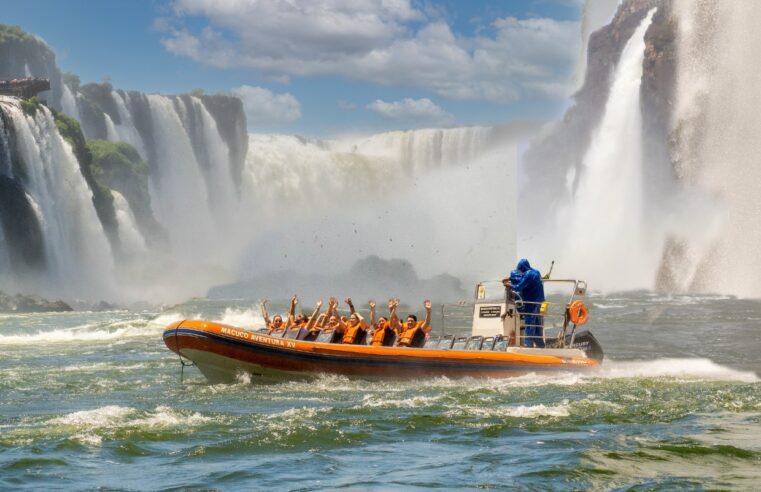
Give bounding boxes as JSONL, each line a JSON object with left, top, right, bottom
{"left": 337, "top": 298, "right": 368, "bottom": 344}
{"left": 261, "top": 295, "right": 301, "bottom": 335}
{"left": 368, "top": 299, "right": 395, "bottom": 346}
{"left": 397, "top": 299, "right": 432, "bottom": 347}
{"left": 319, "top": 297, "right": 344, "bottom": 338}
{"left": 260, "top": 298, "right": 286, "bottom": 335}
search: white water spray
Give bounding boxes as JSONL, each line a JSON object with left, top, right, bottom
{"left": 670, "top": 1, "right": 761, "bottom": 297}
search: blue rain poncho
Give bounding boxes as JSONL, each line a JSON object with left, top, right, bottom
{"left": 509, "top": 258, "right": 545, "bottom": 348}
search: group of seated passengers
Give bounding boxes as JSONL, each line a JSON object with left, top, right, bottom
{"left": 260, "top": 296, "right": 432, "bottom": 347}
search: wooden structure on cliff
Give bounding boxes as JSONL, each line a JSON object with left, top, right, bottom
{"left": 0, "top": 77, "right": 50, "bottom": 98}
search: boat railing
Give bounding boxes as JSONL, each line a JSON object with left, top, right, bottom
{"left": 440, "top": 278, "right": 588, "bottom": 348}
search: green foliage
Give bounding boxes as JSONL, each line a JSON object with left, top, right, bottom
{"left": 88, "top": 139, "right": 149, "bottom": 183}
{"left": 20, "top": 96, "right": 43, "bottom": 117}
{"left": 0, "top": 24, "right": 36, "bottom": 44}
{"left": 87, "top": 139, "right": 151, "bottom": 226}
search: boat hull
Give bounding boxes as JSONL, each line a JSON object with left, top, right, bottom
{"left": 163, "top": 320, "right": 601, "bottom": 383}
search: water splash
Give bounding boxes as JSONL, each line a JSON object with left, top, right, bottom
{"left": 668, "top": 1, "right": 761, "bottom": 297}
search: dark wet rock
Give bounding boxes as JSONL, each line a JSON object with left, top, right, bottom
{"left": 208, "top": 255, "right": 467, "bottom": 303}
{"left": 0, "top": 290, "right": 73, "bottom": 312}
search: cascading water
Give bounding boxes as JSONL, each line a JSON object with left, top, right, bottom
{"left": 109, "top": 91, "right": 147, "bottom": 158}
{"left": 554, "top": 8, "right": 657, "bottom": 290}
{"left": 112, "top": 190, "right": 146, "bottom": 257}
{"left": 240, "top": 127, "right": 517, "bottom": 283}
{"left": 60, "top": 83, "right": 80, "bottom": 122}
{"left": 146, "top": 94, "right": 220, "bottom": 263}
{"left": 0, "top": 97, "right": 115, "bottom": 299}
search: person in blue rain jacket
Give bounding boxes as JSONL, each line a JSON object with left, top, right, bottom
{"left": 508, "top": 258, "right": 545, "bottom": 347}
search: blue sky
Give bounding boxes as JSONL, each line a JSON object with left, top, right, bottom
{"left": 2, "top": 0, "right": 605, "bottom": 136}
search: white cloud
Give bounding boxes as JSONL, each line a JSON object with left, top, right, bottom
{"left": 231, "top": 85, "right": 301, "bottom": 128}
{"left": 160, "top": 0, "right": 580, "bottom": 103}
{"left": 367, "top": 98, "right": 454, "bottom": 126}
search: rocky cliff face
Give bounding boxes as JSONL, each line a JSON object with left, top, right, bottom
{"left": 0, "top": 25, "right": 63, "bottom": 108}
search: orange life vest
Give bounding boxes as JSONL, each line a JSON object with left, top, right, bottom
{"left": 398, "top": 321, "right": 426, "bottom": 347}
{"left": 267, "top": 322, "right": 285, "bottom": 335}
{"left": 371, "top": 321, "right": 390, "bottom": 346}
{"left": 342, "top": 321, "right": 365, "bottom": 344}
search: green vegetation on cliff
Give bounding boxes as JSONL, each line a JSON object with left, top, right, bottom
{"left": 52, "top": 110, "right": 119, "bottom": 248}
{"left": 88, "top": 138, "right": 166, "bottom": 248}
{"left": 20, "top": 96, "right": 43, "bottom": 116}
{"left": 88, "top": 139, "right": 149, "bottom": 188}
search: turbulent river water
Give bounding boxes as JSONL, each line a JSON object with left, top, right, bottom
{"left": 1, "top": 293, "right": 760, "bottom": 490}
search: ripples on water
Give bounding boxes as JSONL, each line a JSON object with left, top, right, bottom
{"left": 1, "top": 293, "right": 760, "bottom": 490}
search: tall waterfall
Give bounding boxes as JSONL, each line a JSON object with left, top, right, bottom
{"left": 0, "top": 97, "right": 115, "bottom": 299}
{"left": 556, "top": 9, "right": 657, "bottom": 290}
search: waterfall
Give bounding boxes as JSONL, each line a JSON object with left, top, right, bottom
{"left": 1, "top": 98, "right": 115, "bottom": 299}
{"left": 240, "top": 126, "right": 516, "bottom": 282}
{"left": 185, "top": 97, "right": 237, "bottom": 229}
{"left": 60, "top": 83, "right": 80, "bottom": 122}
{"left": 333, "top": 127, "right": 491, "bottom": 175}
{"left": 145, "top": 94, "right": 220, "bottom": 262}
{"left": 112, "top": 190, "right": 146, "bottom": 256}
{"left": 553, "top": 9, "right": 656, "bottom": 290}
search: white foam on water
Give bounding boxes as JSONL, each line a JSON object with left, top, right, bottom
{"left": 148, "top": 311, "right": 190, "bottom": 329}
{"left": 356, "top": 394, "right": 444, "bottom": 409}
{"left": 61, "top": 362, "right": 149, "bottom": 373}
{"left": 0, "top": 322, "right": 153, "bottom": 346}
{"left": 49, "top": 405, "right": 212, "bottom": 430}
{"left": 50, "top": 405, "right": 134, "bottom": 427}
{"left": 217, "top": 308, "right": 266, "bottom": 329}
{"left": 598, "top": 358, "right": 759, "bottom": 383}
{"left": 448, "top": 403, "right": 572, "bottom": 419}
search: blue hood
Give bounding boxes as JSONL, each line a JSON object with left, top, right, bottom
{"left": 516, "top": 258, "right": 531, "bottom": 272}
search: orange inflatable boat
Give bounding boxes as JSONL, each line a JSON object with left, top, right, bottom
{"left": 163, "top": 279, "right": 603, "bottom": 382}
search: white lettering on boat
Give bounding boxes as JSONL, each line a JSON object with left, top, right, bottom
{"left": 219, "top": 326, "right": 296, "bottom": 348}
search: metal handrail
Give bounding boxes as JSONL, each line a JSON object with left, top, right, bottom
{"left": 443, "top": 278, "right": 588, "bottom": 347}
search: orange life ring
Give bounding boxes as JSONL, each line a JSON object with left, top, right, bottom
{"left": 568, "top": 300, "right": 589, "bottom": 325}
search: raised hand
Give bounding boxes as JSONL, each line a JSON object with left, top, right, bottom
{"left": 316, "top": 299, "right": 323, "bottom": 308}
{"left": 291, "top": 294, "right": 298, "bottom": 305}
{"left": 368, "top": 300, "right": 376, "bottom": 309}
{"left": 345, "top": 297, "right": 353, "bottom": 305}
{"left": 424, "top": 299, "right": 432, "bottom": 309}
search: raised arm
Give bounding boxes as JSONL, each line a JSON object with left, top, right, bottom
{"left": 260, "top": 299, "right": 271, "bottom": 326}
{"left": 388, "top": 298, "right": 401, "bottom": 333}
{"left": 326, "top": 297, "right": 338, "bottom": 320}
{"left": 286, "top": 294, "right": 298, "bottom": 327}
{"left": 368, "top": 300, "right": 376, "bottom": 326}
{"left": 421, "top": 299, "right": 432, "bottom": 333}
{"left": 305, "top": 299, "right": 323, "bottom": 331}
{"left": 345, "top": 298, "right": 356, "bottom": 315}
